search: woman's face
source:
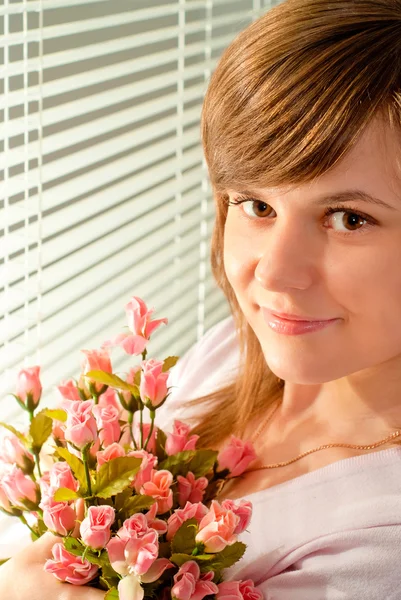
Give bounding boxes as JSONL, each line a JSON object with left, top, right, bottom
{"left": 224, "top": 116, "right": 401, "bottom": 384}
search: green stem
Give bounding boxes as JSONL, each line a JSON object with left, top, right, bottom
{"left": 128, "top": 412, "right": 138, "bottom": 449}
{"left": 144, "top": 411, "right": 155, "bottom": 452}
{"left": 33, "top": 451, "right": 42, "bottom": 478}
{"left": 82, "top": 448, "right": 92, "bottom": 496}
{"left": 139, "top": 408, "right": 144, "bottom": 449}
{"left": 19, "top": 514, "right": 38, "bottom": 538}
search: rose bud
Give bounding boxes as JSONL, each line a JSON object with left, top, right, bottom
{"left": 16, "top": 366, "right": 42, "bottom": 410}
{"left": 195, "top": 500, "right": 239, "bottom": 553}
{"left": 221, "top": 499, "right": 252, "bottom": 534}
{"left": 57, "top": 379, "right": 81, "bottom": 401}
{"left": 2, "top": 465, "right": 40, "bottom": 509}
{"left": 80, "top": 505, "right": 115, "bottom": 549}
{"left": 62, "top": 399, "right": 98, "bottom": 450}
{"left": 217, "top": 436, "right": 257, "bottom": 478}
{"left": 44, "top": 543, "right": 98, "bottom": 585}
{"left": 177, "top": 472, "right": 208, "bottom": 508}
{"left": 171, "top": 561, "right": 218, "bottom": 600}
{"left": 0, "top": 434, "right": 34, "bottom": 473}
{"left": 103, "top": 296, "right": 168, "bottom": 356}
{"left": 49, "top": 461, "right": 79, "bottom": 493}
{"left": 40, "top": 496, "right": 77, "bottom": 536}
{"left": 81, "top": 348, "right": 112, "bottom": 394}
{"left": 217, "top": 580, "right": 263, "bottom": 600}
{"left": 139, "top": 359, "right": 169, "bottom": 409}
{"left": 96, "top": 441, "right": 125, "bottom": 468}
{"left": 92, "top": 404, "right": 120, "bottom": 447}
{"left": 140, "top": 469, "right": 173, "bottom": 514}
{"left": 165, "top": 420, "right": 199, "bottom": 456}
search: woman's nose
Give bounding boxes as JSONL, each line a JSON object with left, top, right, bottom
{"left": 254, "top": 223, "right": 316, "bottom": 292}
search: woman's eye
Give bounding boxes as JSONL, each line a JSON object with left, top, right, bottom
{"left": 242, "top": 200, "right": 275, "bottom": 219}
{"left": 326, "top": 210, "right": 368, "bottom": 233}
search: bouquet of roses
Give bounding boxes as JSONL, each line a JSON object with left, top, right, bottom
{"left": 0, "top": 296, "right": 261, "bottom": 600}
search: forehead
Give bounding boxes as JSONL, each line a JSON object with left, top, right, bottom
{"left": 230, "top": 116, "right": 401, "bottom": 203}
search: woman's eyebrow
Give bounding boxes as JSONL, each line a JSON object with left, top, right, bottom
{"left": 313, "top": 190, "right": 396, "bottom": 210}
{"left": 235, "top": 189, "right": 397, "bottom": 211}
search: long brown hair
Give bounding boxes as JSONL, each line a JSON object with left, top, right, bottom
{"left": 190, "top": 0, "right": 401, "bottom": 448}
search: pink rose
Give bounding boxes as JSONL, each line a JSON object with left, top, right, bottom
{"left": 97, "top": 442, "right": 125, "bottom": 468}
{"left": 165, "top": 420, "right": 199, "bottom": 456}
{"left": 62, "top": 399, "right": 98, "bottom": 450}
{"left": 217, "top": 580, "right": 263, "bottom": 600}
{"left": 49, "top": 461, "right": 79, "bottom": 494}
{"left": 81, "top": 348, "right": 112, "bottom": 393}
{"left": 141, "top": 469, "right": 173, "bottom": 514}
{"left": 195, "top": 500, "right": 240, "bottom": 553}
{"left": 128, "top": 449, "right": 157, "bottom": 493}
{"left": 177, "top": 472, "right": 208, "bottom": 508}
{"left": 166, "top": 502, "right": 208, "bottom": 542}
{"left": 98, "top": 387, "right": 121, "bottom": 412}
{"left": 0, "top": 434, "right": 34, "bottom": 473}
{"left": 139, "top": 359, "right": 169, "bottom": 409}
{"left": 171, "top": 561, "right": 218, "bottom": 600}
{"left": 2, "top": 465, "right": 39, "bottom": 509}
{"left": 57, "top": 379, "right": 81, "bottom": 401}
{"left": 40, "top": 496, "right": 77, "bottom": 536}
{"left": 16, "top": 366, "right": 42, "bottom": 409}
{"left": 45, "top": 543, "right": 98, "bottom": 585}
{"left": 0, "top": 464, "right": 13, "bottom": 513}
{"left": 144, "top": 503, "right": 168, "bottom": 535}
{"left": 52, "top": 420, "right": 66, "bottom": 444}
{"left": 103, "top": 297, "right": 168, "bottom": 356}
{"left": 107, "top": 528, "right": 159, "bottom": 577}
{"left": 93, "top": 403, "right": 120, "bottom": 447}
{"left": 80, "top": 505, "right": 115, "bottom": 549}
{"left": 217, "top": 436, "right": 257, "bottom": 478}
{"left": 221, "top": 499, "right": 252, "bottom": 534}
{"left": 133, "top": 422, "right": 158, "bottom": 453}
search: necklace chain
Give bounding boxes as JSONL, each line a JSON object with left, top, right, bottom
{"left": 245, "top": 400, "right": 401, "bottom": 472}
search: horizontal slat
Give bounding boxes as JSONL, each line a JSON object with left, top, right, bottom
{"left": 2, "top": 14, "right": 242, "bottom": 78}
{"left": 0, "top": 173, "right": 206, "bottom": 320}
{"left": 0, "top": 166, "right": 206, "bottom": 297}
{"left": 1, "top": 141, "right": 204, "bottom": 266}
{"left": 0, "top": 38, "right": 213, "bottom": 112}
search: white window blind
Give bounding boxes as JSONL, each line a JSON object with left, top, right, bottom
{"left": 0, "top": 0, "right": 279, "bottom": 426}
{"left": 0, "top": 0, "right": 283, "bottom": 558}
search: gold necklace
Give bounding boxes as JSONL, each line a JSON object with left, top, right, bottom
{"left": 245, "top": 400, "right": 401, "bottom": 472}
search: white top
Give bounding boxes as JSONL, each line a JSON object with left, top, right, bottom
{"left": 158, "top": 315, "right": 401, "bottom": 600}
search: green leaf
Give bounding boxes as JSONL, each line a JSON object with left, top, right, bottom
{"left": 0, "top": 422, "right": 29, "bottom": 447}
{"left": 105, "top": 588, "right": 119, "bottom": 600}
{"left": 159, "top": 450, "right": 197, "bottom": 477}
{"left": 186, "top": 450, "right": 218, "bottom": 478}
{"left": 210, "top": 542, "right": 246, "bottom": 570}
{"left": 134, "top": 370, "right": 141, "bottom": 387}
{"left": 56, "top": 447, "right": 87, "bottom": 491}
{"left": 86, "top": 370, "right": 138, "bottom": 395}
{"left": 124, "top": 494, "right": 155, "bottom": 515}
{"left": 29, "top": 411, "right": 53, "bottom": 451}
{"left": 171, "top": 518, "right": 198, "bottom": 555}
{"left": 162, "top": 356, "right": 179, "bottom": 372}
{"left": 114, "top": 488, "right": 133, "bottom": 513}
{"left": 95, "top": 456, "right": 142, "bottom": 499}
{"left": 170, "top": 553, "right": 193, "bottom": 567}
{"left": 53, "top": 487, "right": 80, "bottom": 502}
{"left": 43, "top": 408, "right": 67, "bottom": 422}
{"left": 159, "top": 449, "right": 218, "bottom": 478}
{"left": 64, "top": 537, "right": 85, "bottom": 557}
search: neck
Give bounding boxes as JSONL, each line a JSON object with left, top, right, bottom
{"left": 278, "top": 358, "right": 401, "bottom": 442}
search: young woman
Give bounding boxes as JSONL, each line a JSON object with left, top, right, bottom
{"left": 2, "top": 0, "right": 401, "bottom": 597}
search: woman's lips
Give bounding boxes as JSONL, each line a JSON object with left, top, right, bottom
{"left": 261, "top": 308, "right": 341, "bottom": 336}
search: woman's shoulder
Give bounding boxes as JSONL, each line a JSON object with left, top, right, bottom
{"left": 156, "top": 314, "right": 240, "bottom": 429}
